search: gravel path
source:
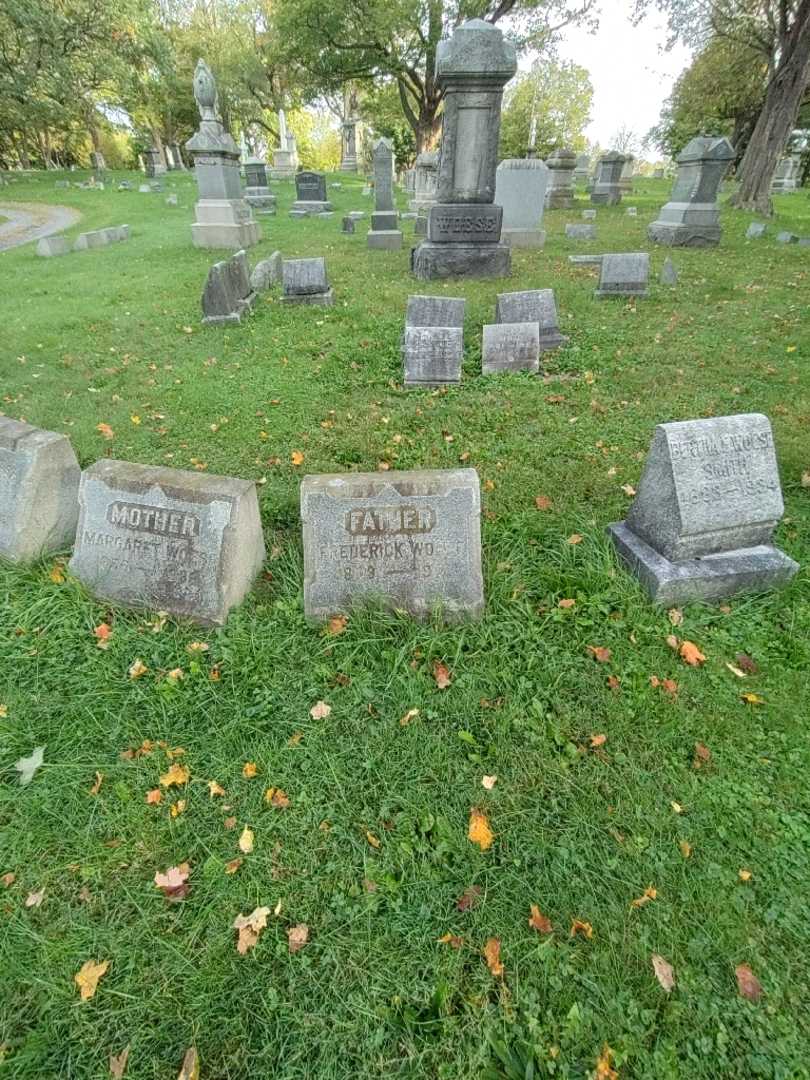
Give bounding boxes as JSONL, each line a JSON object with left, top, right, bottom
{"left": 0, "top": 202, "right": 82, "bottom": 252}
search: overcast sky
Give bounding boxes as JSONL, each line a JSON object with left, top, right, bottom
{"left": 547, "top": 1, "right": 693, "bottom": 151}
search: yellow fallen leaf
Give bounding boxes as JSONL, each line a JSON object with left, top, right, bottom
{"left": 739, "top": 868, "right": 752, "bottom": 882}
{"left": 481, "top": 774, "right": 497, "bottom": 790}
{"left": 483, "top": 936, "right": 504, "bottom": 977}
{"left": 89, "top": 771, "right": 103, "bottom": 796}
{"left": 468, "top": 808, "right": 494, "bottom": 851}
{"left": 671, "top": 801, "right": 684, "bottom": 814}
{"left": 567, "top": 533, "right": 583, "bottom": 545}
{"left": 595, "top": 1043, "right": 618, "bottom": 1080}
{"left": 726, "top": 662, "right": 747, "bottom": 678}
{"left": 159, "top": 763, "right": 189, "bottom": 788}
{"left": 207, "top": 780, "right": 225, "bottom": 798}
{"left": 366, "top": 830, "right": 381, "bottom": 849}
{"left": 399, "top": 708, "right": 419, "bottom": 726}
{"left": 652, "top": 953, "right": 675, "bottom": 993}
{"left": 630, "top": 886, "right": 658, "bottom": 908}
{"left": 239, "top": 826, "right": 254, "bottom": 853}
{"left": 242, "top": 762, "right": 258, "bottom": 778}
{"left": 130, "top": 415, "right": 141, "bottom": 425}
{"left": 291, "top": 450, "right": 304, "bottom": 466}
{"left": 679, "top": 839, "right": 692, "bottom": 858}
{"left": 233, "top": 906, "right": 270, "bottom": 954}
{"left": 170, "top": 799, "right": 186, "bottom": 817}
{"left": 128, "top": 658, "right": 148, "bottom": 680}
{"left": 741, "top": 692, "right": 765, "bottom": 705}
{"left": 49, "top": 564, "right": 65, "bottom": 584}
{"left": 74, "top": 958, "right": 109, "bottom": 1000}
{"left": 287, "top": 923, "right": 309, "bottom": 953}
{"left": 570, "top": 919, "right": 593, "bottom": 939}
{"left": 177, "top": 1047, "right": 199, "bottom": 1080}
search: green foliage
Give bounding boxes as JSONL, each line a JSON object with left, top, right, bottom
{"left": 360, "top": 83, "right": 417, "bottom": 169}
{"left": 499, "top": 59, "right": 593, "bottom": 160}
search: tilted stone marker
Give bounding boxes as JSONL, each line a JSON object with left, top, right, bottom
{"left": 590, "top": 152, "right": 627, "bottom": 205}
{"left": 746, "top": 222, "right": 766, "bottom": 239}
{"left": 402, "top": 326, "right": 463, "bottom": 387}
{"left": 36, "top": 236, "right": 71, "bottom": 257}
{"left": 608, "top": 413, "right": 798, "bottom": 605}
{"left": 595, "top": 253, "right": 650, "bottom": 299}
{"left": 660, "top": 256, "right": 678, "bottom": 285}
{"left": 69, "top": 460, "right": 265, "bottom": 624}
{"left": 495, "top": 289, "right": 567, "bottom": 352}
{"left": 482, "top": 322, "right": 540, "bottom": 374}
{"left": 648, "top": 136, "right": 734, "bottom": 247}
{"left": 565, "top": 223, "right": 595, "bottom": 240}
{"left": 544, "top": 148, "right": 576, "bottom": 209}
{"left": 368, "top": 137, "right": 403, "bottom": 251}
{"left": 342, "top": 216, "right": 355, "bottom": 234}
{"left": 201, "top": 250, "right": 256, "bottom": 325}
{"left": 250, "top": 250, "right": 282, "bottom": 292}
{"left": 412, "top": 20, "right": 516, "bottom": 280}
{"left": 406, "top": 295, "right": 465, "bottom": 328}
{"left": 301, "top": 468, "right": 484, "bottom": 621}
{"left": 494, "top": 158, "right": 548, "bottom": 248}
{"left": 290, "top": 171, "right": 332, "bottom": 216}
{"left": 280, "top": 257, "right": 334, "bottom": 306}
{"left": 0, "top": 418, "right": 80, "bottom": 563}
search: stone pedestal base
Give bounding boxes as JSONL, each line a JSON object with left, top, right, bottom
{"left": 202, "top": 292, "right": 257, "bottom": 326}
{"left": 409, "top": 198, "right": 437, "bottom": 212}
{"left": 545, "top": 192, "right": 574, "bottom": 210}
{"left": 244, "top": 186, "right": 276, "bottom": 215}
{"left": 339, "top": 157, "right": 358, "bottom": 173}
{"left": 191, "top": 199, "right": 260, "bottom": 249}
{"left": 280, "top": 288, "right": 335, "bottom": 307}
{"left": 648, "top": 221, "right": 721, "bottom": 247}
{"left": 271, "top": 150, "right": 296, "bottom": 179}
{"left": 290, "top": 200, "right": 333, "bottom": 216}
{"left": 608, "top": 522, "right": 798, "bottom": 606}
{"left": 368, "top": 230, "right": 403, "bottom": 251}
{"left": 412, "top": 241, "right": 511, "bottom": 280}
{"left": 502, "top": 228, "right": 545, "bottom": 249}
{"left": 591, "top": 189, "right": 621, "bottom": 205}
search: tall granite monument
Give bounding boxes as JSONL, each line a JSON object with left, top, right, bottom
{"left": 412, "top": 19, "right": 517, "bottom": 280}
{"left": 368, "top": 137, "right": 402, "bottom": 250}
{"left": 544, "top": 148, "right": 576, "bottom": 208}
{"left": 185, "top": 60, "right": 260, "bottom": 249}
{"left": 648, "top": 136, "right": 734, "bottom": 247}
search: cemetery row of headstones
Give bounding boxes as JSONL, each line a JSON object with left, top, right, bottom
{"left": 1, "top": 412, "right": 797, "bottom": 623}
{"left": 37, "top": 226, "right": 130, "bottom": 258}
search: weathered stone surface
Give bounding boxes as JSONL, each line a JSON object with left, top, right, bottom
{"left": 139, "top": 184, "right": 151, "bottom": 193}
{"left": 406, "top": 295, "right": 465, "bottom": 328}
{"left": 746, "top": 222, "right": 766, "bottom": 239}
{"left": 201, "top": 250, "right": 255, "bottom": 325}
{"left": 118, "top": 181, "right": 133, "bottom": 190}
{"left": 0, "top": 417, "right": 80, "bottom": 563}
{"left": 402, "top": 326, "right": 463, "bottom": 387}
{"left": 347, "top": 211, "right": 365, "bottom": 220}
{"left": 648, "top": 135, "right": 734, "bottom": 247}
{"left": 409, "top": 151, "right": 439, "bottom": 211}
{"left": 495, "top": 288, "right": 567, "bottom": 351}
{"left": 55, "top": 180, "right": 71, "bottom": 189}
{"left": 36, "top": 236, "right": 71, "bottom": 257}
{"left": 301, "top": 468, "right": 484, "bottom": 621}
{"left": 290, "top": 171, "right": 332, "bottom": 215}
{"left": 495, "top": 158, "right": 548, "bottom": 248}
{"left": 414, "top": 214, "right": 428, "bottom": 236}
{"left": 595, "top": 253, "right": 650, "bottom": 298}
{"left": 371, "top": 211, "right": 398, "bottom": 230}
{"left": 373, "top": 137, "right": 395, "bottom": 212}
{"left": 249, "top": 251, "right": 282, "bottom": 292}
{"left": 342, "top": 216, "right": 356, "bottom": 234}
{"left": 565, "top": 223, "right": 595, "bottom": 240}
{"left": 166, "top": 194, "right": 178, "bottom": 206}
{"left": 581, "top": 209, "right": 596, "bottom": 220}
{"left": 544, "top": 148, "right": 576, "bottom": 209}
{"left": 280, "top": 257, "right": 333, "bottom": 305}
{"left": 590, "top": 152, "right": 627, "bottom": 205}
{"left": 368, "top": 230, "right": 403, "bottom": 250}
{"left": 482, "top": 322, "right": 540, "bottom": 374}
{"left": 427, "top": 204, "right": 502, "bottom": 243}
{"left": 69, "top": 460, "right": 265, "bottom": 624}
{"left": 660, "top": 256, "right": 678, "bottom": 285}
{"left": 776, "top": 231, "right": 798, "bottom": 244}
{"left": 771, "top": 152, "right": 802, "bottom": 193}
{"left": 73, "top": 226, "right": 130, "bottom": 251}
{"left": 568, "top": 254, "right": 603, "bottom": 266}
{"left": 608, "top": 413, "right": 797, "bottom": 604}
{"left": 573, "top": 152, "right": 590, "bottom": 181}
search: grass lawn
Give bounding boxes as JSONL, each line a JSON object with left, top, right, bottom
{"left": 1, "top": 167, "right": 809, "bottom": 1080}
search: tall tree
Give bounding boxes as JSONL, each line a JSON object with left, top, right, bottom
{"left": 498, "top": 58, "right": 593, "bottom": 159}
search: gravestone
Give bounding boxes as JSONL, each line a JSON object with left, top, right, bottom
{"left": 595, "top": 253, "right": 650, "bottom": 298}
{"left": 406, "top": 295, "right": 465, "bottom": 327}
{"left": 271, "top": 109, "right": 298, "bottom": 179}
{"left": 368, "top": 138, "right": 403, "bottom": 250}
{"left": 348, "top": 211, "right": 365, "bottom": 220}
{"left": 573, "top": 153, "right": 590, "bottom": 182}
{"left": 290, "top": 170, "right": 332, "bottom": 215}
{"left": 409, "top": 151, "right": 439, "bottom": 211}
{"left": 55, "top": 180, "right": 71, "bottom": 189}
{"left": 185, "top": 60, "right": 260, "bottom": 249}
{"left": 414, "top": 212, "right": 428, "bottom": 236}
{"left": 544, "top": 148, "right": 577, "bottom": 209}
{"left": 301, "top": 468, "right": 484, "bottom": 621}
{"left": 565, "top": 223, "right": 595, "bottom": 240}
{"left": 619, "top": 155, "right": 635, "bottom": 193}
{"left": 69, "top": 460, "right": 265, "bottom": 625}
{"left": 776, "top": 231, "right": 798, "bottom": 244}
{"left": 280, "top": 257, "right": 334, "bottom": 306}
{"left": 118, "top": 181, "right": 133, "bottom": 191}
{"left": 625, "top": 206, "right": 638, "bottom": 216}
{"left": 653, "top": 167, "right": 664, "bottom": 179}
{"left": 660, "top": 256, "right": 678, "bottom": 285}
{"left": 590, "top": 152, "right": 627, "bottom": 205}
{"left": 74, "top": 226, "right": 130, "bottom": 251}
{"left": 568, "top": 254, "right": 603, "bottom": 266}
{"left": 342, "top": 216, "right": 355, "bottom": 234}
{"left": 771, "top": 152, "right": 801, "bottom": 193}
{"left": 746, "top": 222, "right": 766, "bottom": 239}
{"left": 648, "top": 136, "right": 734, "bottom": 247}
{"left": 495, "top": 158, "right": 548, "bottom": 248}
{"left": 495, "top": 289, "right": 567, "bottom": 351}
{"left": 340, "top": 109, "right": 358, "bottom": 173}
{"left": 608, "top": 413, "right": 798, "bottom": 604}
{"left": 201, "top": 250, "right": 256, "bottom": 325}
{"left": 243, "top": 157, "right": 276, "bottom": 214}
{"left": 0, "top": 417, "right": 80, "bottom": 563}
{"left": 250, "top": 250, "right": 282, "bottom": 291}
{"left": 170, "top": 142, "right": 186, "bottom": 170}
{"left": 402, "top": 326, "right": 463, "bottom": 387}
{"left": 412, "top": 20, "right": 516, "bottom": 280}
{"left": 139, "top": 184, "right": 151, "bottom": 193}
{"left": 482, "top": 322, "right": 540, "bottom": 374}
{"left": 36, "top": 236, "right": 71, "bottom": 257}
{"left": 581, "top": 209, "right": 596, "bottom": 220}
{"left": 144, "top": 147, "right": 166, "bottom": 178}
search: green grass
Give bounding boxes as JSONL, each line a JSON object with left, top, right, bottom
{"left": 1, "top": 167, "right": 810, "bottom": 1080}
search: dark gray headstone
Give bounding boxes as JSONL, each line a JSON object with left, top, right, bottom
{"left": 201, "top": 250, "right": 255, "bottom": 325}
{"left": 648, "top": 136, "right": 734, "bottom": 247}
{"left": 495, "top": 289, "right": 567, "bottom": 351}
{"left": 342, "top": 216, "right": 356, "bottom": 234}
{"left": 281, "top": 257, "right": 333, "bottom": 306}
{"left": 595, "top": 253, "right": 650, "bottom": 298}
{"left": 295, "top": 171, "right": 327, "bottom": 203}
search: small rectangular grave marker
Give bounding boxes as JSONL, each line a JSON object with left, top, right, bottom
{"left": 565, "top": 223, "right": 596, "bottom": 240}
{"left": 281, "top": 257, "right": 334, "bottom": 306}
{"left": 402, "top": 326, "right": 463, "bottom": 387}
{"left": 482, "top": 323, "right": 540, "bottom": 374}
{"left": 495, "top": 289, "right": 567, "bottom": 351}
{"left": 406, "top": 295, "right": 465, "bottom": 328}
{"left": 595, "top": 253, "right": 650, "bottom": 298}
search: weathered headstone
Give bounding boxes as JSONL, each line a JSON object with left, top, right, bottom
{"left": 201, "top": 250, "right": 256, "bottom": 325}
{"left": 280, "top": 257, "right": 334, "bottom": 306}
{"left": 243, "top": 157, "right": 276, "bottom": 214}
{"left": 414, "top": 213, "right": 428, "bottom": 236}
{"left": 565, "top": 223, "right": 595, "bottom": 240}
{"left": 402, "top": 326, "right": 463, "bottom": 387}
{"left": 619, "top": 155, "right": 635, "bottom": 193}
{"left": 36, "top": 236, "right": 71, "bottom": 257}
{"left": 590, "top": 152, "right": 627, "bottom": 205}
{"left": 117, "top": 180, "right": 133, "bottom": 191}
{"left": 166, "top": 194, "right": 178, "bottom": 206}
{"left": 169, "top": 142, "right": 186, "bottom": 170}
{"left": 0, "top": 418, "right": 80, "bottom": 563}
{"left": 494, "top": 158, "right": 548, "bottom": 248}
{"left": 139, "top": 184, "right": 151, "bottom": 193}
{"left": 250, "top": 250, "right": 282, "bottom": 291}
{"left": 625, "top": 206, "right": 638, "bottom": 216}
{"left": 73, "top": 226, "right": 130, "bottom": 251}
{"left": 573, "top": 152, "right": 590, "bottom": 182}
{"left": 185, "top": 60, "right": 260, "bottom": 249}
{"left": 581, "top": 209, "right": 596, "bottom": 220}
{"left": 55, "top": 180, "right": 71, "bottom": 189}
{"left": 595, "top": 253, "right": 650, "bottom": 298}
{"left": 301, "top": 468, "right": 484, "bottom": 621}
{"left": 771, "top": 152, "right": 802, "bottom": 193}
{"left": 608, "top": 413, "right": 798, "bottom": 604}
{"left": 412, "top": 20, "right": 516, "bottom": 280}
{"left": 482, "top": 322, "right": 540, "bottom": 374}
{"left": 69, "top": 460, "right": 265, "bottom": 624}
{"left": 776, "top": 231, "right": 798, "bottom": 244}
{"left": 290, "top": 171, "right": 332, "bottom": 215}
{"left": 648, "top": 136, "right": 734, "bottom": 247}
{"left": 659, "top": 256, "right": 678, "bottom": 285}
{"left": 341, "top": 216, "right": 355, "bottom": 234}
{"left": 746, "top": 222, "right": 766, "bottom": 239}
{"left": 568, "top": 254, "right": 603, "bottom": 266}
{"left": 143, "top": 147, "right": 166, "bottom": 178}
{"left": 368, "top": 138, "right": 403, "bottom": 250}
{"left": 544, "top": 148, "right": 576, "bottom": 209}
{"left": 406, "top": 295, "right": 465, "bottom": 328}
{"left": 495, "top": 289, "right": 567, "bottom": 351}
{"left": 271, "top": 110, "right": 298, "bottom": 179}
{"left": 409, "top": 151, "right": 439, "bottom": 212}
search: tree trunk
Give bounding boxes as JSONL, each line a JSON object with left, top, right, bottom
{"left": 730, "top": 6, "right": 810, "bottom": 213}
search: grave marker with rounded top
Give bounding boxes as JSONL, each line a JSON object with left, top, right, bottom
{"left": 648, "top": 136, "right": 734, "bottom": 247}
{"left": 281, "top": 257, "right": 334, "bottom": 306}
{"left": 608, "top": 413, "right": 798, "bottom": 605}
{"left": 0, "top": 418, "right": 80, "bottom": 563}
{"left": 69, "top": 460, "right": 265, "bottom": 625}
{"left": 243, "top": 157, "right": 276, "bottom": 215}
{"left": 301, "top": 468, "right": 483, "bottom": 621}
{"left": 495, "top": 158, "right": 548, "bottom": 247}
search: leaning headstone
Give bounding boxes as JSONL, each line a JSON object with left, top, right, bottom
{"left": 659, "top": 257, "right": 678, "bottom": 285}
{"left": 68, "top": 460, "right": 265, "bottom": 625}
{"left": 565, "top": 223, "right": 595, "bottom": 240}
{"left": 544, "top": 148, "right": 576, "bottom": 209}
{"left": 595, "top": 253, "right": 650, "bottom": 298}
{"left": 771, "top": 152, "right": 802, "bottom": 193}
{"left": 590, "top": 152, "right": 627, "bottom": 205}
{"left": 185, "top": 60, "right": 260, "bottom": 249}
{"left": 409, "top": 151, "right": 439, "bottom": 212}
{"left": 608, "top": 413, "right": 798, "bottom": 605}
{"left": 36, "top": 236, "right": 71, "bottom": 257}
{"left": 406, "top": 295, "right": 465, "bottom": 328}
{"left": 412, "top": 20, "right": 516, "bottom": 280}
{"left": 280, "top": 257, "right": 334, "bottom": 306}
{"left": 243, "top": 157, "right": 276, "bottom": 214}
{"left": 291, "top": 171, "right": 332, "bottom": 215}
{"left": 495, "top": 158, "right": 548, "bottom": 248}
{"left": 342, "top": 216, "right": 355, "bottom": 234}
{"left": 776, "top": 231, "right": 798, "bottom": 244}
{"left": 482, "top": 323, "right": 540, "bottom": 374}
{"left": 746, "top": 222, "right": 766, "bottom": 239}
{"left": 495, "top": 289, "right": 567, "bottom": 352}
{"left": 250, "top": 250, "right": 282, "bottom": 292}
{"left": 368, "top": 138, "right": 403, "bottom": 251}
{"left": 201, "top": 250, "right": 256, "bottom": 325}
{"left": 0, "top": 418, "right": 80, "bottom": 563}
{"left": 648, "top": 136, "right": 734, "bottom": 247}
{"left": 300, "top": 468, "right": 484, "bottom": 621}
{"left": 402, "top": 326, "right": 463, "bottom": 387}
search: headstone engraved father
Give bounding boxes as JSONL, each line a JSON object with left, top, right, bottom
{"left": 608, "top": 413, "right": 797, "bottom": 604}
{"left": 301, "top": 469, "right": 484, "bottom": 621}
{"left": 69, "top": 460, "right": 265, "bottom": 624}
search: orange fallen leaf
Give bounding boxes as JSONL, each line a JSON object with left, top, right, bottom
{"left": 652, "top": 953, "right": 675, "bottom": 992}
{"left": 607, "top": 675, "right": 620, "bottom": 691}
{"left": 94, "top": 622, "right": 112, "bottom": 647}
{"left": 225, "top": 858, "right": 242, "bottom": 874}
{"left": 528, "top": 904, "right": 553, "bottom": 933}
{"left": 468, "top": 808, "right": 494, "bottom": 851}
{"left": 534, "top": 495, "right": 552, "bottom": 510}
{"left": 89, "top": 771, "right": 104, "bottom": 796}
{"left": 630, "top": 886, "right": 657, "bottom": 908}
{"left": 96, "top": 423, "right": 114, "bottom": 440}
{"left": 207, "top": 780, "right": 225, "bottom": 798}
{"left": 570, "top": 919, "right": 593, "bottom": 939}
{"left": 735, "top": 963, "right": 763, "bottom": 1001}
{"left": 587, "top": 645, "right": 612, "bottom": 663}
{"left": 287, "top": 923, "right": 309, "bottom": 953}
{"left": 75, "top": 958, "right": 109, "bottom": 1000}
{"left": 146, "top": 788, "right": 161, "bottom": 805}
{"left": 265, "top": 787, "right": 290, "bottom": 808}
{"left": 233, "top": 906, "right": 270, "bottom": 954}
{"left": 326, "top": 615, "right": 348, "bottom": 635}
{"left": 154, "top": 863, "right": 190, "bottom": 902}
{"left": 238, "top": 826, "right": 254, "bottom": 854}
{"left": 692, "top": 742, "right": 711, "bottom": 769}
{"left": 109, "top": 1044, "right": 130, "bottom": 1078}
{"left": 595, "top": 1043, "right": 618, "bottom": 1080}
{"left": 242, "top": 762, "right": 258, "bottom": 779}
{"left": 590, "top": 733, "right": 607, "bottom": 748}
{"left": 290, "top": 450, "right": 304, "bottom": 466}
{"left": 159, "top": 763, "right": 189, "bottom": 788}
{"left": 558, "top": 598, "right": 575, "bottom": 608}
{"left": 483, "top": 936, "right": 504, "bottom": 977}
{"left": 177, "top": 1046, "right": 199, "bottom": 1080}
{"left": 432, "top": 660, "right": 452, "bottom": 689}
{"left": 438, "top": 933, "right": 464, "bottom": 948}
{"left": 680, "top": 640, "right": 706, "bottom": 666}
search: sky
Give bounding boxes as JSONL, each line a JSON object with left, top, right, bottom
{"left": 547, "top": 0, "right": 693, "bottom": 151}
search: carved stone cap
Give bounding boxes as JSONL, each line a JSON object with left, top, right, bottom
{"left": 498, "top": 157, "right": 549, "bottom": 171}
{"left": 601, "top": 150, "right": 629, "bottom": 162}
{"left": 435, "top": 19, "right": 517, "bottom": 84}
{"left": 545, "top": 148, "right": 577, "bottom": 168}
{"left": 677, "top": 136, "right": 735, "bottom": 163}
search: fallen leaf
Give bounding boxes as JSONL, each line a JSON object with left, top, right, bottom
{"left": 225, "top": 858, "right": 242, "bottom": 874}
{"left": 399, "top": 708, "right": 419, "bottom": 726}
{"left": 109, "top": 1045, "right": 130, "bottom": 1079}
{"left": 326, "top": 615, "right": 348, "bottom": 635}
{"left": 666, "top": 633, "right": 680, "bottom": 650}
{"left": 607, "top": 675, "right": 621, "bottom": 691}
{"left": 668, "top": 608, "right": 683, "bottom": 626}
{"left": 15, "top": 746, "right": 45, "bottom": 786}
{"left": 233, "top": 906, "right": 271, "bottom": 953}
{"left": 741, "top": 692, "right": 765, "bottom": 705}
{"left": 242, "top": 761, "right": 258, "bottom": 779}
{"left": 567, "top": 533, "right": 583, "bottom": 545}
{"left": 595, "top": 1043, "right": 618, "bottom": 1080}
{"left": 25, "top": 889, "right": 45, "bottom": 908}
{"left": 735, "top": 652, "right": 758, "bottom": 674}
{"left": 146, "top": 788, "right": 162, "bottom": 805}
{"left": 692, "top": 742, "right": 712, "bottom": 769}
{"left": 2, "top": 873, "right": 15, "bottom": 887}
{"left": 187, "top": 641, "right": 209, "bottom": 653}
{"left": 621, "top": 484, "right": 636, "bottom": 496}
{"left": 177, "top": 1046, "right": 199, "bottom": 1080}
{"left": 49, "top": 563, "right": 65, "bottom": 584}
{"left": 290, "top": 450, "right": 304, "bottom": 466}
{"left": 154, "top": 863, "right": 190, "bottom": 902}
{"left": 310, "top": 700, "right": 331, "bottom": 720}
{"left": 671, "top": 801, "right": 684, "bottom": 814}
{"left": 726, "top": 662, "right": 747, "bottom": 678}
{"left": 89, "top": 771, "right": 104, "bottom": 796}
{"left": 128, "top": 658, "right": 148, "bottom": 680}
{"left": 590, "top": 733, "right": 607, "bottom": 748}
{"left": 481, "top": 774, "right": 497, "bottom": 790}
{"left": 75, "top": 958, "right": 110, "bottom": 1000}
{"left": 366, "top": 830, "right": 381, "bottom": 849}
{"left": 96, "top": 423, "right": 114, "bottom": 440}
{"left": 94, "top": 622, "right": 112, "bottom": 647}
{"left": 166, "top": 667, "right": 184, "bottom": 683}
{"left": 238, "top": 826, "right": 254, "bottom": 854}
{"left": 679, "top": 839, "right": 692, "bottom": 858}
{"left": 265, "top": 787, "right": 290, "bottom": 808}
{"left": 528, "top": 904, "right": 553, "bottom": 933}
{"left": 735, "top": 963, "right": 763, "bottom": 1001}
{"left": 170, "top": 799, "right": 186, "bottom": 818}
{"left": 534, "top": 495, "right": 552, "bottom": 510}
{"left": 287, "top": 923, "right": 309, "bottom": 953}
{"left": 456, "top": 885, "right": 482, "bottom": 912}
{"left": 630, "top": 886, "right": 657, "bottom": 909}
{"left": 432, "top": 660, "right": 452, "bottom": 689}
{"left": 587, "top": 645, "right": 612, "bottom": 663}
{"left": 558, "top": 598, "right": 576, "bottom": 608}
{"left": 652, "top": 953, "right": 675, "bottom": 992}
{"left": 483, "top": 936, "right": 504, "bottom": 977}
{"left": 570, "top": 919, "right": 593, "bottom": 939}
{"left": 437, "top": 933, "right": 464, "bottom": 948}
{"left": 739, "top": 868, "right": 752, "bottom": 882}
{"left": 468, "top": 808, "right": 494, "bottom": 851}
{"left": 680, "top": 640, "right": 706, "bottom": 666}
{"left": 224, "top": 816, "right": 237, "bottom": 830}
{"left": 159, "top": 763, "right": 189, "bottom": 788}
{"left": 207, "top": 780, "right": 225, "bottom": 798}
